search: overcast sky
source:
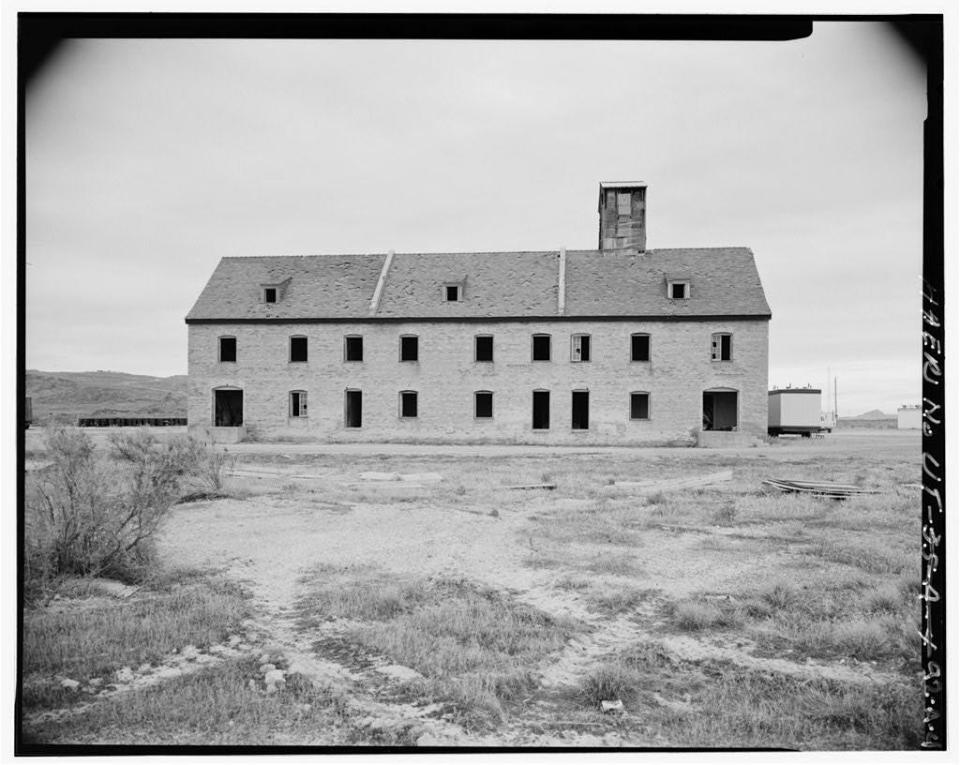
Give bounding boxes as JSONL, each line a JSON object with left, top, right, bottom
{"left": 25, "top": 21, "right": 926, "bottom": 415}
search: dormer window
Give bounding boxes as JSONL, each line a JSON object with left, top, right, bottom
{"left": 261, "top": 278, "right": 290, "bottom": 304}
{"left": 668, "top": 281, "right": 690, "bottom": 299}
{"left": 444, "top": 284, "right": 462, "bottom": 302}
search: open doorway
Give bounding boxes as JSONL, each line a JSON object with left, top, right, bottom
{"left": 214, "top": 389, "right": 243, "bottom": 426}
{"left": 702, "top": 390, "right": 738, "bottom": 431}
{"left": 345, "top": 389, "right": 362, "bottom": 428}
{"left": 571, "top": 390, "right": 589, "bottom": 430}
{"left": 532, "top": 390, "right": 550, "bottom": 430}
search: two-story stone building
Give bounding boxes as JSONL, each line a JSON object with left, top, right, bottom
{"left": 185, "top": 182, "right": 771, "bottom": 444}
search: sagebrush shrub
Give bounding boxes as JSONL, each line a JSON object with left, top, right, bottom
{"left": 25, "top": 428, "right": 230, "bottom": 597}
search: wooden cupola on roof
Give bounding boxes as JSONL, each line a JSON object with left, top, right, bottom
{"left": 598, "top": 181, "right": 647, "bottom": 253}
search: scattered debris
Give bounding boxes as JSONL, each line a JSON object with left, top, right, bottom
{"left": 507, "top": 484, "right": 557, "bottom": 491}
{"left": 59, "top": 678, "right": 80, "bottom": 691}
{"left": 614, "top": 469, "right": 733, "bottom": 493}
{"left": 264, "top": 668, "right": 286, "bottom": 693}
{"left": 376, "top": 664, "right": 424, "bottom": 682}
{"left": 762, "top": 478, "right": 880, "bottom": 499}
{"left": 600, "top": 699, "right": 624, "bottom": 714}
{"left": 180, "top": 645, "right": 199, "bottom": 661}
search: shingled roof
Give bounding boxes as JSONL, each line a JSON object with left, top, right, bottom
{"left": 185, "top": 248, "right": 771, "bottom": 321}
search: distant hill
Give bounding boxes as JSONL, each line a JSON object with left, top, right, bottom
{"left": 837, "top": 409, "right": 897, "bottom": 430}
{"left": 849, "top": 409, "right": 895, "bottom": 420}
{"left": 25, "top": 370, "right": 187, "bottom": 424}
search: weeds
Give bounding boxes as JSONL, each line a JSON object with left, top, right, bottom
{"left": 668, "top": 598, "right": 743, "bottom": 631}
{"left": 22, "top": 657, "right": 351, "bottom": 746}
{"left": 296, "top": 568, "right": 577, "bottom": 726}
{"left": 578, "top": 642, "right": 922, "bottom": 749}
{"left": 22, "top": 575, "right": 249, "bottom": 709}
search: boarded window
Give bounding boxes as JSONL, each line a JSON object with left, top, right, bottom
{"left": 532, "top": 334, "right": 551, "bottom": 361}
{"left": 631, "top": 334, "right": 650, "bottom": 362}
{"left": 345, "top": 390, "right": 362, "bottom": 428}
{"left": 400, "top": 335, "right": 419, "bottom": 362}
{"left": 571, "top": 334, "right": 591, "bottom": 362}
{"left": 290, "top": 391, "right": 308, "bottom": 417}
{"left": 290, "top": 336, "right": 308, "bottom": 362}
{"left": 475, "top": 335, "right": 493, "bottom": 362}
{"left": 445, "top": 285, "right": 461, "bottom": 302}
{"left": 475, "top": 391, "right": 493, "bottom": 418}
{"left": 711, "top": 333, "right": 732, "bottom": 361}
{"left": 630, "top": 392, "right": 650, "bottom": 420}
{"left": 572, "top": 390, "right": 589, "bottom": 430}
{"left": 532, "top": 390, "right": 550, "bottom": 429}
{"left": 345, "top": 335, "right": 363, "bottom": 362}
{"left": 400, "top": 390, "right": 418, "bottom": 418}
{"left": 617, "top": 192, "right": 631, "bottom": 216}
{"left": 219, "top": 337, "right": 236, "bottom": 363}
{"left": 264, "top": 287, "right": 277, "bottom": 303}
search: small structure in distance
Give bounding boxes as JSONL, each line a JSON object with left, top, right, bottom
{"left": 897, "top": 404, "right": 921, "bottom": 430}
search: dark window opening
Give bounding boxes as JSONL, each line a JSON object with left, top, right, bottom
{"left": 571, "top": 334, "right": 590, "bottom": 362}
{"left": 703, "top": 390, "right": 738, "bottom": 431}
{"left": 214, "top": 389, "right": 243, "bottom": 426}
{"left": 670, "top": 282, "right": 689, "bottom": 299}
{"left": 631, "top": 334, "right": 650, "bottom": 362}
{"left": 532, "top": 391, "right": 550, "bottom": 430}
{"left": 345, "top": 390, "right": 362, "bottom": 428}
{"left": 264, "top": 287, "right": 277, "bottom": 303}
{"left": 572, "top": 391, "right": 589, "bottom": 430}
{"left": 475, "top": 391, "right": 493, "bottom": 418}
{"left": 711, "top": 333, "right": 732, "bottom": 361}
{"left": 345, "top": 336, "right": 363, "bottom": 362}
{"left": 400, "top": 391, "right": 418, "bottom": 418}
{"left": 532, "top": 334, "right": 551, "bottom": 362}
{"left": 219, "top": 337, "right": 236, "bottom": 363}
{"left": 400, "top": 335, "right": 418, "bottom": 362}
{"left": 475, "top": 335, "right": 493, "bottom": 362}
{"left": 290, "top": 336, "right": 308, "bottom": 363}
{"left": 630, "top": 392, "right": 650, "bottom": 420}
{"left": 290, "top": 391, "right": 308, "bottom": 417}
{"left": 445, "top": 285, "right": 461, "bottom": 302}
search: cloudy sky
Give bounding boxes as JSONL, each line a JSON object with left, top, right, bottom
{"left": 25, "top": 21, "right": 926, "bottom": 415}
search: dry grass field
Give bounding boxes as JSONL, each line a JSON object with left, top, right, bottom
{"left": 20, "top": 429, "right": 923, "bottom": 749}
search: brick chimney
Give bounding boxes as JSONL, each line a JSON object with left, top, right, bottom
{"left": 598, "top": 182, "right": 646, "bottom": 252}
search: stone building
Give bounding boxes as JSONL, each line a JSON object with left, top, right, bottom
{"left": 185, "top": 182, "right": 771, "bottom": 444}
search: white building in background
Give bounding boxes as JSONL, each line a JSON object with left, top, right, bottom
{"left": 897, "top": 405, "right": 921, "bottom": 430}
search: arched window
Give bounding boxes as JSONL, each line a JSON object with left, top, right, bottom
{"left": 289, "top": 390, "right": 308, "bottom": 417}
{"left": 399, "top": 390, "right": 418, "bottom": 418}
{"left": 630, "top": 392, "right": 650, "bottom": 420}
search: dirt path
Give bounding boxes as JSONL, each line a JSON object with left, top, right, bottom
{"left": 149, "top": 465, "right": 905, "bottom": 747}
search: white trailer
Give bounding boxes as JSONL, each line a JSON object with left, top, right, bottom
{"left": 768, "top": 387, "right": 825, "bottom": 437}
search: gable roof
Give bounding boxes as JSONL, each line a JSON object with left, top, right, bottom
{"left": 185, "top": 247, "right": 770, "bottom": 322}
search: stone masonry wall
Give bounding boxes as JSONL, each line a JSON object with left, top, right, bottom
{"left": 187, "top": 319, "right": 769, "bottom": 444}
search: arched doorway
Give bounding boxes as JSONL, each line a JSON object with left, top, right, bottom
{"left": 213, "top": 387, "right": 243, "bottom": 427}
